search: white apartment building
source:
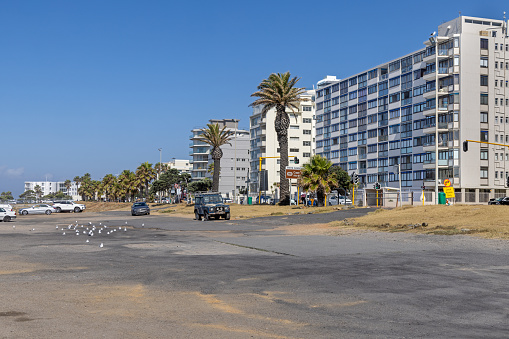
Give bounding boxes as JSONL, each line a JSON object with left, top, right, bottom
{"left": 24, "top": 181, "right": 80, "bottom": 200}
{"left": 249, "top": 90, "right": 316, "bottom": 199}
{"left": 315, "top": 15, "right": 508, "bottom": 204}
{"left": 189, "top": 119, "right": 250, "bottom": 198}
{"left": 167, "top": 159, "right": 191, "bottom": 174}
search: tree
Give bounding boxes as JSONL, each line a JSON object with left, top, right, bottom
{"left": 34, "top": 185, "right": 43, "bottom": 202}
{"left": 188, "top": 178, "right": 212, "bottom": 193}
{"left": 199, "top": 123, "right": 232, "bottom": 192}
{"left": 118, "top": 170, "right": 137, "bottom": 202}
{"left": 19, "top": 190, "right": 35, "bottom": 202}
{"left": 250, "top": 72, "right": 307, "bottom": 205}
{"left": 64, "top": 179, "right": 72, "bottom": 196}
{"left": 0, "top": 191, "right": 14, "bottom": 201}
{"left": 329, "top": 165, "right": 352, "bottom": 197}
{"left": 300, "top": 155, "right": 338, "bottom": 207}
{"left": 136, "top": 162, "right": 156, "bottom": 199}
{"left": 101, "top": 174, "right": 116, "bottom": 201}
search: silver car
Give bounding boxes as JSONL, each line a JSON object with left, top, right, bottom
{"left": 19, "top": 204, "right": 57, "bottom": 215}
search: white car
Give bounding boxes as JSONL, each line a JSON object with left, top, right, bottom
{"left": 52, "top": 201, "right": 86, "bottom": 213}
{"left": 0, "top": 207, "right": 16, "bottom": 222}
{"left": 19, "top": 204, "right": 56, "bottom": 215}
{"left": 329, "top": 196, "right": 352, "bottom": 205}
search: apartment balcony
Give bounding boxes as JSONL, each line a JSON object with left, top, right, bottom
{"left": 422, "top": 71, "right": 436, "bottom": 81}
{"left": 437, "top": 67, "right": 451, "bottom": 78}
{"left": 423, "top": 88, "right": 436, "bottom": 99}
{"left": 358, "top": 168, "right": 367, "bottom": 174}
{"left": 423, "top": 143, "right": 435, "bottom": 152}
{"left": 423, "top": 53, "right": 435, "bottom": 63}
{"left": 423, "top": 125, "right": 436, "bottom": 135}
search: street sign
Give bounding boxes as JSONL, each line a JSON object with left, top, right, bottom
{"left": 443, "top": 179, "right": 451, "bottom": 187}
{"left": 285, "top": 167, "right": 302, "bottom": 179}
{"left": 443, "top": 187, "right": 455, "bottom": 198}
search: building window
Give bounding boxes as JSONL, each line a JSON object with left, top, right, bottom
{"left": 303, "top": 152, "right": 310, "bottom": 157}
{"left": 303, "top": 141, "right": 311, "bottom": 146}
{"left": 289, "top": 148, "right": 299, "bottom": 152}
{"left": 481, "top": 112, "right": 488, "bottom": 123}
{"left": 480, "top": 130, "right": 489, "bottom": 142}
{"left": 480, "top": 149, "right": 488, "bottom": 160}
{"left": 480, "top": 75, "right": 488, "bottom": 86}
{"left": 480, "top": 57, "right": 488, "bottom": 68}
{"left": 480, "top": 93, "right": 488, "bottom": 105}
{"left": 303, "top": 118, "right": 312, "bottom": 123}
{"left": 480, "top": 38, "right": 488, "bottom": 49}
{"left": 303, "top": 130, "right": 311, "bottom": 135}
{"left": 302, "top": 106, "right": 312, "bottom": 111}
{"left": 290, "top": 125, "right": 299, "bottom": 129}
{"left": 480, "top": 167, "right": 488, "bottom": 179}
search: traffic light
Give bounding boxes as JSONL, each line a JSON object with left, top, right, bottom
{"left": 294, "top": 156, "right": 299, "bottom": 164}
{"left": 373, "top": 182, "right": 381, "bottom": 190}
{"left": 463, "top": 140, "right": 468, "bottom": 152}
{"left": 354, "top": 173, "right": 359, "bottom": 185}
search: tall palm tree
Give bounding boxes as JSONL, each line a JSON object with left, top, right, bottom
{"left": 300, "top": 155, "right": 338, "bottom": 207}
{"left": 34, "top": 185, "right": 43, "bottom": 202}
{"left": 200, "top": 123, "right": 232, "bottom": 192}
{"left": 250, "top": 72, "right": 307, "bottom": 205}
{"left": 101, "top": 174, "right": 116, "bottom": 201}
{"left": 119, "top": 170, "right": 137, "bottom": 202}
{"left": 64, "top": 179, "right": 72, "bottom": 197}
{"left": 136, "top": 162, "right": 156, "bottom": 199}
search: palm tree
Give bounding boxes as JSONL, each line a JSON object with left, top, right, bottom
{"left": 34, "top": 185, "right": 43, "bottom": 202}
{"left": 200, "top": 123, "right": 232, "bottom": 192}
{"left": 101, "top": 174, "right": 116, "bottom": 201}
{"left": 300, "top": 155, "right": 338, "bottom": 207}
{"left": 250, "top": 72, "right": 307, "bottom": 205}
{"left": 64, "top": 179, "right": 72, "bottom": 197}
{"left": 136, "top": 162, "right": 156, "bottom": 199}
{"left": 119, "top": 170, "right": 137, "bottom": 202}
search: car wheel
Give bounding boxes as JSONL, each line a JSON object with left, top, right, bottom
{"left": 55, "top": 207, "right": 62, "bottom": 213}
{"left": 204, "top": 211, "right": 210, "bottom": 221}
{"left": 195, "top": 210, "right": 201, "bottom": 221}
{"left": 74, "top": 207, "right": 80, "bottom": 213}
{"left": 45, "top": 210, "right": 52, "bottom": 215}
{"left": 22, "top": 210, "right": 28, "bottom": 215}
{"left": 225, "top": 212, "right": 230, "bottom": 220}
{"left": 3, "top": 216, "right": 9, "bottom": 222}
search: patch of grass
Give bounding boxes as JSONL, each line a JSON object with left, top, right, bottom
{"left": 332, "top": 205, "right": 509, "bottom": 239}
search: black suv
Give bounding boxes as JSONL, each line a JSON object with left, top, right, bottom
{"left": 194, "top": 193, "right": 230, "bottom": 220}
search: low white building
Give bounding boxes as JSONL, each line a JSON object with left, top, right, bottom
{"left": 24, "top": 181, "right": 80, "bottom": 200}
{"left": 167, "top": 159, "right": 191, "bottom": 174}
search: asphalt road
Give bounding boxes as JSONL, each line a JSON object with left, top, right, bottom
{"left": 1, "top": 209, "right": 508, "bottom": 338}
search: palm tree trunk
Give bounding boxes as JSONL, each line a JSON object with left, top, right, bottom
{"left": 212, "top": 158, "right": 220, "bottom": 192}
{"left": 275, "top": 105, "right": 290, "bottom": 205}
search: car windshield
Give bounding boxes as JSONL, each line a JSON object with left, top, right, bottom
{"left": 133, "top": 202, "right": 147, "bottom": 207}
{"left": 203, "top": 195, "right": 222, "bottom": 203}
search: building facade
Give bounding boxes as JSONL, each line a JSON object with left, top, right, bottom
{"left": 189, "top": 119, "right": 250, "bottom": 198}
{"left": 24, "top": 181, "right": 80, "bottom": 200}
{"left": 249, "top": 90, "right": 316, "bottom": 199}
{"left": 167, "top": 159, "right": 191, "bottom": 174}
{"left": 314, "top": 15, "right": 508, "bottom": 203}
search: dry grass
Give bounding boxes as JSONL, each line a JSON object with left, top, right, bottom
{"left": 331, "top": 205, "right": 509, "bottom": 239}
{"left": 154, "top": 203, "right": 348, "bottom": 219}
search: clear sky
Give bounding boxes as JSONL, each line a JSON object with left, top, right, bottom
{"left": 1, "top": 0, "right": 507, "bottom": 197}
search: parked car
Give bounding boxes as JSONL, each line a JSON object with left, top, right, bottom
{"left": 19, "top": 204, "right": 56, "bottom": 215}
{"left": 338, "top": 196, "right": 352, "bottom": 205}
{"left": 488, "top": 197, "right": 509, "bottom": 205}
{"left": 0, "top": 204, "right": 14, "bottom": 212}
{"left": 52, "top": 200, "right": 86, "bottom": 213}
{"left": 160, "top": 197, "right": 170, "bottom": 204}
{"left": 0, "top": 207, "right": 16, "bottom": 222}
{"left": 194, "top": 192, "right": 230, "bottom": 220}
{"left": 131, "top": 202, "right": 150, "bottom": 216}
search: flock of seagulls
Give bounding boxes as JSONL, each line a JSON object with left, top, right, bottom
{"left": 12, "top": 219, "right": 136, "bottom": 249}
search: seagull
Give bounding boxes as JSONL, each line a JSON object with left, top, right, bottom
{"left": 56, "top": 225, "right": 59, "bottom": 229}
{"left": 13, "top": 225, "right": 15, "bottom": 229}
{"left": 86, "top": 239, "right": 89, "bottom": 243}
{"left": 98, "top": 230, "right": 102, "bottom": 234}
{"left": 142, "top": 223, "right": 144, "bottom": 227}
{"left": 63, "top": 232, "right": 66, "bottom": 235}
{"left": 118, "top": 227, "right": 121, "bottom": 230}
{"left": 76, "top": 232, "right": 79, "bottom": 236}
{"left": 100, "top": 243, "right": 103, "bottom": 248}
{"left": 125, "top": 222, "right": 128, "bottom": 225}
{"left": 124, "top": 227, "right": 127, "bottom": 232}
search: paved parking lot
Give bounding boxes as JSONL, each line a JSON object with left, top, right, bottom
{"left": 1, "top": 210, "right": 509, "bottom": 338}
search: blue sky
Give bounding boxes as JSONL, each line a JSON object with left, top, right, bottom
{"left": 1, "top": 0, "right": 506, "bottom": 197}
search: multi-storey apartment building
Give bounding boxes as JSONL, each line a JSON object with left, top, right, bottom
{"left": 24, "top": 181, "right": 80, "bottom": 200}
{"left": 189, "top": 119, "right": 250, "bottom": 199}
{"left": 315, "top": 15, "right": 508, "bottom": 203}
{"left": 249, "top": 90, "right": 316, "bottom": 199}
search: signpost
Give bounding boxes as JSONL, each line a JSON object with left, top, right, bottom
{"left": 442, "top": 178, "right": 455, "bottom": 203}
{"left": 285, "top": 167, "right": 302, "bottom": 179}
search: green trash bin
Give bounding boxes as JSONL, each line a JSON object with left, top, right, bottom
{"left": 247, "top": 197, "right": 252, "bottom": 205}
{"left": 438, "top": 192, "right": 446, "bottom": 204}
